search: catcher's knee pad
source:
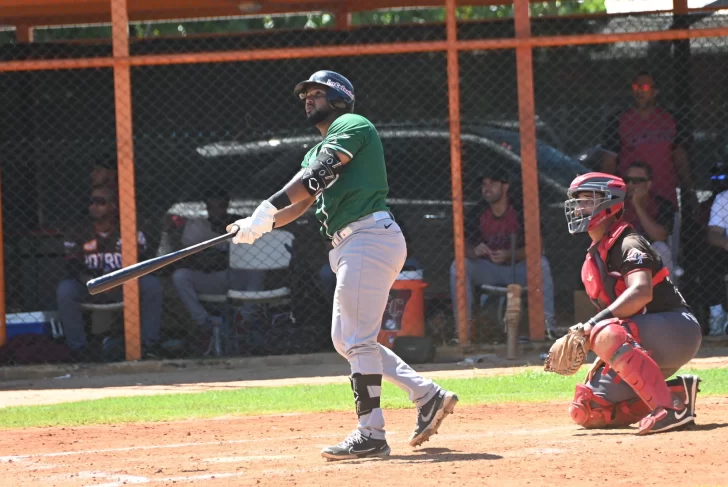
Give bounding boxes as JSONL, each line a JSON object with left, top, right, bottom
{"left": 569, "top": 384, "right": 652, "bottom": 428}
{"left": 590, "top": 319, "right": 678, "bottom": 411}
{"left": 569, "top": 384, "right": 612, "bottom": 428}
{"left": 350, "top": 373, "right": 382, "bottom": 417}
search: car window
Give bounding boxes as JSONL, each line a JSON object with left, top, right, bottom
{"left": 194, "top": 127, "right": 586, "bottom": 208}
{"left": 482, "top": 130, "right": 587, "bottom": 179}
{"left": 383, "top": 135, "right": 452, "bottom": 202}
{"left": 196, "top": 139, "right": 312, "bottom": 199}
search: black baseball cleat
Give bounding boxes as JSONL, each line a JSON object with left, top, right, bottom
{"left": 409, "top": 389, "right": 459, "bottom": 447}
{"left": 639, "top": 375, "right": 701, "bottom": 435}
{"left": 321, "top": 430, "right": 391, "bottom": 461}
{"left": 666, "top": 374, "right": 702, "bottom": 418}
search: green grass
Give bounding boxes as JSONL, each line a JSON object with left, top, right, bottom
{"left": 1, "top": 367, "right": 726, "bottom": 429}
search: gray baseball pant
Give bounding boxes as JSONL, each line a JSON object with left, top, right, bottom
{"left": 587, "top": 308, "right": 702, "bottom": 402}
{"left": 329, "top": 212, "right": 439, "bottom": 440}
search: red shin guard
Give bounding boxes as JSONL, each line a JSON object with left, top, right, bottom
{"left": 589, "top": 319, "right": 680, "bottom": 411}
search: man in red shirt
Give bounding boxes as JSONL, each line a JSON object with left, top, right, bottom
{"left": 449, "top": 170, "right": 556, "bottom": 340}
{"left": 601, "top": 71, "right": 697, "bottom": 212}
{"left": 622, "top": 161, "right": 676, "bottom": 275}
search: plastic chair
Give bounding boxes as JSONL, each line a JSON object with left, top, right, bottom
{"left": 80, "top": 302, "right": 125, "bottom": 336}
{"left": 198, "top": 229, "right": 295, "bottom": 355}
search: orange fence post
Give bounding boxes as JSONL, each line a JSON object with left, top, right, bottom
{"left": 0, "top": 168, "right": 5, "bottom": 349}
{"left": 111, "top": 0, "right": 141, "bottom": 361}
{"left": 446, "top": 0, "right": 468, "bottom": 347}
{"left": 336, "top": 7, "right": 351, "bottom": 31}
{"left": 15, "top": 24, "right": 33, "bottom": 43}
{"left": 514, "top": 0, "right": 545, "bottom": 341}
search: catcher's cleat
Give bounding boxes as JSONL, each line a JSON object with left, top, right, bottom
{"left": 321, "top": 430, "right": 390, "bottom": 461}
{"left": 409, "top": 389, "right": 459, "bottom": 447}
{"left": 666, "top": 375, "right": 702, "bottom": 419}
{"left": 637, "top": 404, "right": 694, "bottom": 435}
{"left": 638, "top": 375, "right": 701, "bottom": 435}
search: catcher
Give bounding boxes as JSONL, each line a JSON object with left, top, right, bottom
{"left": 545, "top": 172, "right": 702, "bottom": 434}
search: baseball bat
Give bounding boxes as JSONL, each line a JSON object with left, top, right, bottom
{"left": 86, "top": 225, "right": 239, "bottom": 295}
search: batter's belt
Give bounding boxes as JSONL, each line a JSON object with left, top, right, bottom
{"left": 331, "top": 211, "right": 394, "bottom": 248}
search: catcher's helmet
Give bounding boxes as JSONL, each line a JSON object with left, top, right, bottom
{"left": 293, "top": 70, "right": 355, "bottom": 111}
{"left": 565, "top": 172, "right": 626, "bottom": 234}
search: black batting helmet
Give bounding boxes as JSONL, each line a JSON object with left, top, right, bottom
{"left": 293, "top": 70, "right": 355, "bottom": 111}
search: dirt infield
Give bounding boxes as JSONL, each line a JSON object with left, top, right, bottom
{"left": 2, "top": 399, "right": 727, "bottom": 487}
{"left": 2, "top": 350, "right": 728, "bottom": 486}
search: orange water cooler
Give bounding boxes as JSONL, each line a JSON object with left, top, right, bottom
{"left": 378, "top": 270, "right": 428, "bottom": 349}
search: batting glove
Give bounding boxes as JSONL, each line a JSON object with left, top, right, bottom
{"left": 249, "top": 200, "right": 276, "bottom": 236}
{"left": 228, "top": 217, "right": 258, "bottom": 245}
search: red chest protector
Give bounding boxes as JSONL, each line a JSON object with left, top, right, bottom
{"left": 581, "top": 221, "right": 668, "bottom": 310}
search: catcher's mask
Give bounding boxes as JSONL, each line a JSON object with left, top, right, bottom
{"left": 293, "top": 70, "right": 355, "bottom": 112}
{"left": 565, "top": 172, "right": 626, "bottom": 234}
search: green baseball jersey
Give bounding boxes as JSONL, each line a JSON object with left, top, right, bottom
{"left": 301, "top": 113, "right": 390, "bottom": 238}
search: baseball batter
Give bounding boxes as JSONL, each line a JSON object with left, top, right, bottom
{"left": 558, "top": 172, "right": 702, "bottom": 434}
{"left": 228, "top": 70, "right": 457, "bottom": 460}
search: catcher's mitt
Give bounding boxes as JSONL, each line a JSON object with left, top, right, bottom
{"left": 543, "top": 324, "right": 590, "bottom": 376}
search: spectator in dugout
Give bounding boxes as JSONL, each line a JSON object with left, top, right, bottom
{"left": 622, "top": 161, "right": 676, "bottom": 275}
{"left": 706, "top": 162, "right": 728, "bottom": 336}
{"left": 449, "top": 169, "right": 557, "bottom": 341}
{"left": 676, "top": 161, "right": 728, "bottom": 337}
{"left": 601, "top": 70, "right": 698, "bottom": 215}
{"left": 56, "top": 186, "right": 162, "bottom": 358}
{"left": 171, "top": 187, "right": 265, "bottom": 329}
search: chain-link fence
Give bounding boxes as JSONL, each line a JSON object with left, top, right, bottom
{"left": 2, "top": 5, "right": 728, "bottom": 366}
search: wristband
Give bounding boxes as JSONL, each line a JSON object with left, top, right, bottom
{"left": 587, "top": 308, "right": 614, "bottom": 327}
{"left": 268, "top": 189, "right": 292, "bottom": 210}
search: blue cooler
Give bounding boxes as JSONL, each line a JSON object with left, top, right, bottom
{"left": 5, "top": 311, "right": 61, "bottom": 340}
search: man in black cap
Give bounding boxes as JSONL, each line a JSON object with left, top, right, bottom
{"left": 90, "top": 158, "right": 118, "bottom": 191}
{"left": 449, "top": 169, "right": 557, "bottom": 340}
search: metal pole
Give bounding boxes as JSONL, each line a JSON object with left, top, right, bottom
{"left": 445, "top": 0, "right": 468, "bottom": 347}
{"left": 15, "top": 25, "right": 33, "bottom": 43}
{"left": 514, "top": 0, "right": 545, "bottom": 341}
{"left": 111, "top": 0, "right": 141, "bottom": 361}
{"left": 336, "top": 7, "right": 351, "bottom": 31}
{"left": 3, "top": 27, "right": 728, "bottom": 72}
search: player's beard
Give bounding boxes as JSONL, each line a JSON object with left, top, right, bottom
{"left": 306, "top": 106, "right": 333, "bottom": 126}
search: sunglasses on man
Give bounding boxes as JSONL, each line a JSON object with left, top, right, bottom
{"left": 89, "top": 196, "right": 109, "bottom": 206}
{"left": 632, "top": 83, "right": 654, "bottom": 92}
{"left": 624, "top": 177, "right": 650, "bottom": 184}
